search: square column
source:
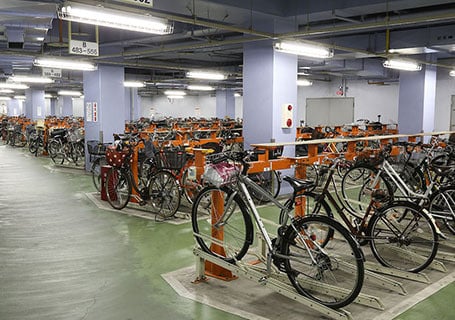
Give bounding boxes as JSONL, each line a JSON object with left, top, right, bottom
{"left": 83, "top": 65, "right": 125, "bottom": 169}
{"left": 243, "top": 40, "right": 297, "bottom": 151}
{"left": 398, "top": 62, "right": 436, "bottom": 134}
{"left": 25, "top": 89, "right": 45, "bottom": 120}
{"left": 61, "top": 96, "right": 73, "bottom": 116}
{"left": 125, "top": 87, "right": 142, "bottom": 121}
{"left": 216, "top": 89, "right": 235, "bottom": 119}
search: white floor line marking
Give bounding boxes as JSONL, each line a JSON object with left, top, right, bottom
{"left": 371, "top": 271, "right": 455, "bottom": 320}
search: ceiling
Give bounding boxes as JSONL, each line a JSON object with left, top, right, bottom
{"left": 0, "top": 0, "right": 454, "bottom": 96}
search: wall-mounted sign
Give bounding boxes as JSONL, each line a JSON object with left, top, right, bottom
{"left": 93, "top": 102, "right": 98, "bottom": 122}
{"left": 42, "top": 67, "right": 62, "bottom": 78}
{"left": 69, "top": 39, "right": 99, "bottom": 57}
{"left": 86, "top": 102, "right": 93, "bottom": 122}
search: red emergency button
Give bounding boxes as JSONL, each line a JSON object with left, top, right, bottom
{"left": 288, "top": 105, "right": 292, "bottom": 111}
{"left": 286, "top": 119, "right": 292, "bottom": 127}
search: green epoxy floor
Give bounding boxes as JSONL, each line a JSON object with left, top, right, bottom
{"left": 1, "top": 145, "right": 453, "bottom": 320}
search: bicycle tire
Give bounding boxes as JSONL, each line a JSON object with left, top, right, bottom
{"left": 105, "top": 167, "right": 131, "bottom": 210}
{"left": 281, "top": 215, "right": 364, "bottom": 309}
{"left": 28, "top": 138, "right": 39, "bottom": 155}
{"left": 342, "top": 164, "right": 393, "bottom": 218}
{"left": 191, "top": 186, "right": 254, "bottom": 263}
{"left": 428, "top": 186, "right": 455, "bottom": 234}
{"left": 148, "top": 170, "right": 181, "bottom": 218}
{"left": 368, "top": 201, "right": 438, "bottom": 273}
{"left": 91, "top": 157, "right": 107, "bottom": 192}
{"left": 279, "top": 192, "right": 334, "bottom": 225}
{"left": 181, "top": 167, "right": 202, "bottom": 204}
{"left": 14, "top": 132, "right": 27, "bottom": 147}
{"left": 48, "top": 139, "right": 64, "bottom": 164}
{"left": 248, "top": 170, "right": 281, "bottom": 203}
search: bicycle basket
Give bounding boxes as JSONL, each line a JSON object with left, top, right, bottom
{"left": 106, "top": 145, "right": 131, "bottom": 168}
{"left": 203, "top": 162, "right": 239, "bottom": 187}
{"left": 87, "top": 140, "right": 109, "bottom": 155}
{"left": 156, "top": 149, "right": 186, "bottom": 170}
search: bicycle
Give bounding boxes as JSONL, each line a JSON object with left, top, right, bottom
{"left": 191, "top": 150, "right": 364, "bottom": 309}
{"left": 87, "top": 140, "right": 109, "bottom": 192}
{"left": 341, "top": 144, "right": 455, "bottom": 234}
{"left": 28, "top": 127, "right": 45, "bottom": 156}
{"left": 291, "top": 156, "right": 439, "bottom": 273}
{"left": 104, "top": 136, "right": 181, "bottom": 219}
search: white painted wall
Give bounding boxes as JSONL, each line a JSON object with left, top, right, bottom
{"left": 297, "top": 78, "right": 399, "bottom": 126}
{"left": 141, "top": 95, "right": 217, "bottom": 119}
{"left": 434, "top": 66, "right": 455, "bottom": 132}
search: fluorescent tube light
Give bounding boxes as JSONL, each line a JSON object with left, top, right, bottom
{"left": 383, "top": 59, "right": 422, "bottom": 71}
{"left": 59, "top": 4, "right": 173, "bottom": 35}
{"left": 124, "top": 81, "right": 145, "bottom": 88}
{"left": 187, "top": 85, "right": 214, "bottom": 91}
{"left": 14, "top": 95, "right": 26, "bottom": 100}
{"left": 449, "top": 70, "right": 455, "bottom": 77}
{"left": 34, "top": 57, "right": 97, "bottom": 71}
{"left": 164, "top": 90, "right": 186, "bottom": 96}
{"left": 275, "top": 41, "right": 334, "bottom": 58}
{"left": 0, "top": 97, "right": 12, "bottom": 101}
{"left": 0, "top": 83, "right": 29, "bottom": 89}
{"left": 45, "top": 93, "right": 55, "bottom": 99}
{"left": 297, "top": 79, "right": 313, "bottom": 86}
{"left": 187, "top": 71, "right": 226, "bottom": 80}
{"left": 167, "top": 95, "right": 184, "bottom": 99}
{"left": 58, "top": 90, "right": 82, "bottom": 96}
{"left": 234, "top": 93, "right": 241, "bottom": 97}
{"left": 9, "top": 75, "right": 54, "bottom": 84}
{"left": 0, "top": 89, "right": 14, "bottom": 93}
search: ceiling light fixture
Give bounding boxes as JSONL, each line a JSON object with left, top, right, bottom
{"left": 34, "top": 57, "right": 97, "bottom": 71}
{"left": 167, "top": 95, "right": 184, "bottom": 99}
{"left": 58, "top": 3, "right": 173, "bottom": 35}
{"left": 45, "top": 93, "right": 55, "bottom": 99}
{"left": 124, "top": 81, "right": 145, "bottom": 88}
{"left": 58, "top": 90, "right": 82, "bottom": 96}
{"left": 383, "top": 58, "right": 422, "bottom": 71}
{"left": 9, "top": 75, "right": 54, "bottom": 84}
{"left": 0, "top": 97, "right": 12, "bottom": 101}
{"left": 297, "top": 79, "right": 313, "bottom": 86}
{"left": 187, "top": 85, "right": 215, "bottom": 91}
{"left": 14, "top": 95, "right": 26, "bottom": 100}
{"left": 449, "top": 70, "right": 455, "bottom": 77}
{"left": 164, "top": 90, "right": 186, "bottom": 96}
{"left": 275, "top": 41, "right": 334, "bottom": 58}
{"left": 0, "top": 83, "right": 29, "bottom": 90}
{"left": 234, "top": 93, "right": 241, "bottom": 97}
{"left": 0, "top": 89, "right": 14, "bottom": 93}
{"left": 187, "top": 71, "right": 226, "bottom": 80}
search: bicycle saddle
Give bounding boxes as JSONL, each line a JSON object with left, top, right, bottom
{"left": 283, "top": 176, "right": 315, "bottom": 193}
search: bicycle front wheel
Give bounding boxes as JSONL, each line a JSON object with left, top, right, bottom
{"left": 281, "top": 215, "right": 364, "bottom": 309}
{"left": 191, "top": 186, "right": 254, "bottom": 263}
{"left": 368, "top": 201, "right": 438, "bottom": 273}
{"left": 148, "top": 170, "right": 181, "bottom": 219}
{"left": 91, "top": 157, "right": 107, "bottom": 192}
{"left": 428, "top": 186, "right": 455, "bottom": 234}
{"left": 105, "top": 167, "right": 131, "bottom": 210}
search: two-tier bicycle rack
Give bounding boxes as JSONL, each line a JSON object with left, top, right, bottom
{"left": 191, "top": 130, "right": 455, "bottom": 320}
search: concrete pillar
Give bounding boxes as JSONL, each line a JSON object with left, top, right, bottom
{"left": 125, "top": 87, "right": 142, "bottom": 121}
{"left": 62, "top": 96, "right": 73, "bottom": 116}
{"left": 25, "top": 89, "right": 45, "bottom": 120}
{"left": 216, "top": 89, "right": 235, "bottom": 119}
{"left": 243, "top": 40, "right": 298, "bottom": 152}
{"left": 50, "top": 98, "right": 57, "bottom": 116}
{"left": 398, "top": 59, "right": 436, "bottom": 134}
{"left": 83, "top": 65, "right": 125, "bottom": 170}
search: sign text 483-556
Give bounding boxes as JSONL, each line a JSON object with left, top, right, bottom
{"left": 69, "top": 40, "right": 99, "bottom": 57}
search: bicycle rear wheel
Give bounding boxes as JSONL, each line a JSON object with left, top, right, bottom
{"left": 192, "top": 186, "right": 254, "bottom": 263}
{"left": 105, "top": 167, "right": 131, "bottom": 210}
{"left": 148, "top": 170, "right": 181, "bottom": 219}
{"left": 281, "top": 215, "right": 364, "bottom": 309}
{"left": 368, "top": 201, "right": 438, "bottom": 273}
